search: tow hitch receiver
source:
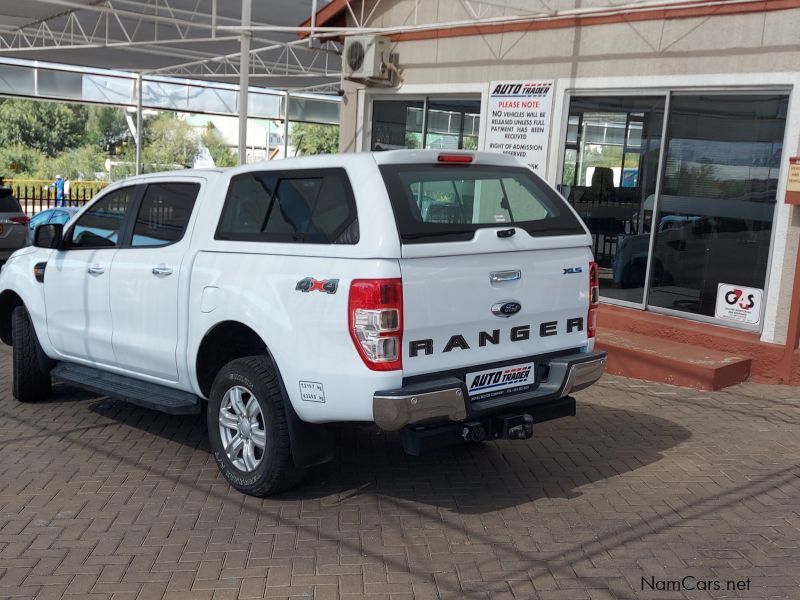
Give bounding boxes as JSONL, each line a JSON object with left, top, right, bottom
{"left": 492, "top": 413, "right": 534, "bottom": 440}
{"left": 400, "top": 396, "right": 575, "bottom": 456}
{"left": 461, "top": 414, "right": 534, "bottom": 442}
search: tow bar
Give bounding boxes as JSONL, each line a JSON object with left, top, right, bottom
{"left": 400, "top": 396, "right": 575, "bottom": 456}
{"left": 461, "top": 413, "right": 534, "bottom": 442}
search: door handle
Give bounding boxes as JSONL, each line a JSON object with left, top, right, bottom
{"left": 152, "top": 265, "right": 173, "bottom": 277}
{"left": 87, "top": 265, "right": 104, "bottom": 275}
{"left": 490, "top": 269, "right": 521, "bottom": 283}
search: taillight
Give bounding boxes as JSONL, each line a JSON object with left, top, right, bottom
{"left": 348, "top": 279, "right": 403, "bottom": 371}
{"left": 588, "top": 261, "right": 599, "bottom": 338}
{"left": 9, "top": 216, "right": 30, "bottom": 225}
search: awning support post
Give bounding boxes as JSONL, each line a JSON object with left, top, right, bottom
{"left": 284, "top": 90, "right": 290, "bottom": 158}
{"left": 135, "top": 73, "right": 143, "bottom": 175}
{"left": 238, "top": 0, "right": 252, "bottom": 166}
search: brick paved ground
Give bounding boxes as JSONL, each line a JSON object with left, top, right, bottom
{"left": 0, "top": 346, "right": 799, "bottom": 600}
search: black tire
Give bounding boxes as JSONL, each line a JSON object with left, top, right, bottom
{"left": 11, "top": 305, "right": 53, "bottom": 403}
{"left": 207, "top": 355, "right": 305, "bottom": 496}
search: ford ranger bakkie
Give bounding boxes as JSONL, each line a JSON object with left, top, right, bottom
{"left": 0, "top": 150, "right": 605, "bottom": 496}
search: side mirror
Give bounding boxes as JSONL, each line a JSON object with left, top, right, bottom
{"left": 33, "top": 223, "right": 64, "bottom": 249}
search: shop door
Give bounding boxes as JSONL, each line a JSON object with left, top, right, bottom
{"left": 559, "top": 96, "right": 666, "bottom": 307}
{"left": 646, "top": 94, "right": 788, "bottom": 327}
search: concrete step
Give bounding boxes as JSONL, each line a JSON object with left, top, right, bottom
{"left": 595, "top": 329, "right": 751, "bottom": 390}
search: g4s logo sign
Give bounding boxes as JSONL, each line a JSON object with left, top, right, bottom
{"left": 715, "top": 283, "right": 762, "bottom": 325}
{"left": 724, "top": 288, "right": 756, "bottom": 310}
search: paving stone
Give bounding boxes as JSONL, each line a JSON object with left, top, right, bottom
{"left": 0, "top": 344, "right": 799, "bottom": 599}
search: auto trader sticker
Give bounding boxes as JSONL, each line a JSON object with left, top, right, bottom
{"left": 466, "top": 361, "right": 536, "bottom": 401}
{"left": 714, "top": 283, "right": 762, "bottom": 325}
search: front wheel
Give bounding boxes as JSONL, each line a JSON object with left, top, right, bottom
{"left": 207, "top": 356, "right": 305, "bottom": 496}
{"left": 11, "top": 305, "right": 53, "bottom": 403}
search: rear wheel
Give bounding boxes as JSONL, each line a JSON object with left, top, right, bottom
{"left": 207, "top": 356, "right": 305, "bottom": 496}
{"left": 11, "top": 306, "right": 53, "bottom": 403}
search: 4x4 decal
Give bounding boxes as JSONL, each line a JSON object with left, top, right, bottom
{"left": 295, "top": 277, "right": 339, "bottom": 294}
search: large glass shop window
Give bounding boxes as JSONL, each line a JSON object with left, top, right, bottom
{"left": 560, "top": 93, "right": 788, "bottom": 326}
{"left": 647, "top": 94, "right": 788, "bottom": 318}
{"left": 560, "top": 97, "right": 665, "bottom": 305}
{"left": 371, "top": 98, "right": 480, "bottom": 151}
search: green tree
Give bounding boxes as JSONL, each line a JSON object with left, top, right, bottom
{"left": 86, "top": 106, "right": 129, "bottom": 153}
{"left": 119, "top": 112, "right": 200, "bottom": 172}
{"left": 39, "top": 145, "right": 107, "bottom": 180}
{"left": 202, "top": 123, "right": 237, "bottom": 167}
{"left": 290, "top": 123, "right": 339, "bottom": 156}
{"left": 0, "top": 143, "right": 47, "bottom": 177}
{"left": 144, "top": 112, "right": 200, "bottom": 168}
{"left": 0, "top": 99, "right": 87, "bottom": 156}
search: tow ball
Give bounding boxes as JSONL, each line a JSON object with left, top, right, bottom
{"left": 462, "top": 413, "right": 534, "bottom": 442}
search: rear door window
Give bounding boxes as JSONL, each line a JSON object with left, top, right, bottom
{"left": 379, "top": 164, "right": 585, "bottom": 243}
{"left": 216, "top": 168, "right": 358, "bottom": 244}
{"left": 131, "top": 182, "right": 199, "bottom": 247}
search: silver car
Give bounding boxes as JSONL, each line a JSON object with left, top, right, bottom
{"left": 0, "top": 187, "right": 29, "bottom": 261}
{"left": 26, "top": 207, "right": 80, "bottom": 246}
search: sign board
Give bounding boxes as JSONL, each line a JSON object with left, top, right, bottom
{"left": 486, "top": 80, "right": 554, "bottom": 176}
{"left": 786, "top": 157, "right": 800, "bottom": 204}
{"left": 714, "top": 283, "right": 763, "bottom": 325}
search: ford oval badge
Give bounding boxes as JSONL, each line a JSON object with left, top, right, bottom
{"left": 491, "top": 301, "right": 522, "bottom": 318}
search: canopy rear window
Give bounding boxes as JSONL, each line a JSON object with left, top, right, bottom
{"left": 379, "top": 164, "right": 585, "bottom": 243}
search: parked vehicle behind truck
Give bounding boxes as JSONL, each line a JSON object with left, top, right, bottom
{"left": 0, "top": 150, "right": 605, "bottom": 496}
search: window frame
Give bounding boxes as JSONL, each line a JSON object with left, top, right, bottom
{"left": 214, "top": 167, "right": 359, "bottom": 245}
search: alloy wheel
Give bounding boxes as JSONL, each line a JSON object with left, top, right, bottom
{"left": 218, "top": 385, "right": 267, "bottom": 472}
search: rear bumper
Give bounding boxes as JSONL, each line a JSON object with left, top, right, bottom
{"left": 373, "top": 350, "right": 606, "bottom": 431}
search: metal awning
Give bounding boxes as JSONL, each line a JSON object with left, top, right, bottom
{"left": 0, "top": 0, "right": 341, "bottom": 93}
{"left": 0, "top": 1, "right": 344, "bottom": 167}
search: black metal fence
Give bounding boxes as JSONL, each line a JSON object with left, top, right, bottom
{"left": 8, "top": 181, "right": 107, "bottom": 215}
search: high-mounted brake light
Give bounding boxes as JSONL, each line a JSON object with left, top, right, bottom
{"left": 437, "top": 153, "right": 472, "bottom": 164}
{"left": 348, "top": 279, "right": 403, "bottom": 371}
{"left": 588, "top": 261, "right": 599, "bottom": 339}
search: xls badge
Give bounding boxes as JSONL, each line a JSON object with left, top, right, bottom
{"left": 296, "top": 277, "right": 339, "bottom": 294}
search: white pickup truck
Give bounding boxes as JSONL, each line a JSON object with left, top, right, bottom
{"left": 0, "top": 150, "right": 605, "bottom": 496}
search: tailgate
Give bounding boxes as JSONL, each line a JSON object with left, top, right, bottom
{"left": 401, "top": 242, "right": 593, "bottom": 376}
{"left": 375, "top": 153, "right": 594, "bottom": 378}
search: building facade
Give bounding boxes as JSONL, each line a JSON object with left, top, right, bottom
{"left": 317, "top": 0, "right": 800, "bottom": 384}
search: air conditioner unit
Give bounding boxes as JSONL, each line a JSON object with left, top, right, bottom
{"left": 343, "top": 35, "right": 390, "bottom": 80}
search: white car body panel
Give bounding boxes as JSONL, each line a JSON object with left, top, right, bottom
{"left": 109, "top": 175, "right": 206, "bottom": 382}
{"left": 45, "top": 247, "right": 118, "bottom": 365}
{"left": 186, "top": 252, "right": 403, "bottom": 422}
{"left": 400, "top": 242, "right": 594, "bottom": 376}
